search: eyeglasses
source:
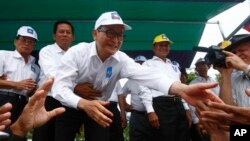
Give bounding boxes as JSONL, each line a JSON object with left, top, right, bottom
{"left": 97, "top": 28, "right": 125, "bottom": 41}
{"left": 19, "top": 37, "right": 36, "bottom": 46}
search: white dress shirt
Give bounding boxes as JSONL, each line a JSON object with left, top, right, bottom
{"left": 121, "top": 80, "right": 151, "bottom": 112}
{"left": 0, "top": 50, "right": 40, "bottom": 96}
{"left": 108, "top": 81, "right": 122, "bottom": 102}
{"left": 38, "top": 43, "right": 67, "bottom": 96}
{"left": 52, "top": 42, "right": 176, "bottom": 109}
{"left": 140, "top": 56, "right": 189, "bottom": 112}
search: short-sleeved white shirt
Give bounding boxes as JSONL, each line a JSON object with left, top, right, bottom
{"left": 0, "top": 50, "right": 40, "bottom": 96}
{"left": 121, "top": 80, "right": 150, "bottom": 112}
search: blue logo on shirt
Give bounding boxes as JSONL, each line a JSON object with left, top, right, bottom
{"left": 106, "top": 66, "right": 112, "bottom": 78}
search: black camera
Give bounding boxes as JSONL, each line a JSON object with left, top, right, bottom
{"left": 193, "top": 45, "right": 226, "bottom": 68}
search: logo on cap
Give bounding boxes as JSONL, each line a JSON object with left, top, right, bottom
{"left": 161, "top": 34, "right": 167, "bottom": 39}
{"left": 111, "top": 12, "right": 121, "bottom": 20}
{"left": 27, "top": 28, "right": 34, "bottom": 35}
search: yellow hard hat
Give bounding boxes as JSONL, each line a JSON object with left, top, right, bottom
{"left": 153, "top": 34, "right": 173, "bottom": 44}
{"left": 218, "top": 40, "right": 231, "bottom": 49}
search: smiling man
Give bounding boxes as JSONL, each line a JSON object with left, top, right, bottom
{"left": 51, "top": 11, "right": 220, "bottom": 141}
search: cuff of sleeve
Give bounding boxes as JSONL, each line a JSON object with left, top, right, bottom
{"left": 145, "top": 104, "right": 154, "bottom": 113}
{"left": 53, "top": 92, "right": 81, "bottom": 109}
{"left": 193, "top": 117, "right": 199, "bottom": 124}
{"left": 182, "top": 102, "right": 190, "bottom": 110}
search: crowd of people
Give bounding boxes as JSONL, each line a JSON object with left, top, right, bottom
{"left": 0, "top": 11, "right": 250, "bottom": 141}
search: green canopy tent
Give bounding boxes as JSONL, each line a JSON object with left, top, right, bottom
{"left": 0, "top": 0, "right": 244, "bottom": 68}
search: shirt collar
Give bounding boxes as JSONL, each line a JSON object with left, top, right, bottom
{"left": 54, "top": 43, "right": 67, "bottom": 54}
{"left": 13, "top": 50, "right": 35, "bottom": 63}
{"left": 152, "top": 56, "right": 170, "bottom": 63}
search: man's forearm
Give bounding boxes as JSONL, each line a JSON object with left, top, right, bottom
{"left": 219, "top": 74, "right": 235, "bottom": 105}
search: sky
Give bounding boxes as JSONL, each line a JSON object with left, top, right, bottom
{"left": 190, "top": 0, "right": 250, "bottom": 78}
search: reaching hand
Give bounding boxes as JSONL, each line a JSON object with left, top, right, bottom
{"left": 200, "top": 101, "right": 250, "bottom": 125}
{"left": 175, "top": 82, "right": 223, "bottom": 106}
{"left": 10, "top": 78, "right": 65, "bottom": 137}
{"left": 0, "top": 103, "right": 12, "bottom": 131}
{"left": 200, "top": 89, "right": 250, "bottom": 125}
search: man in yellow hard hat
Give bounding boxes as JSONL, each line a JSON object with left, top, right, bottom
{"left": 142, "top": 33, "right": 191, "bottom": 141}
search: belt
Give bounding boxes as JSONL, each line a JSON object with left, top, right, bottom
{"left": 153, "top": 96, "right": 181, "bottom": 102}
{"left": 0, "top": 91, "right": 28, "bottom": 101}
{"left": 131, "top": 110, "right": 147, "bottom": 116}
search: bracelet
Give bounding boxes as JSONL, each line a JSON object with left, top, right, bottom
{"left": 244, "top": 65, "right": 250, "bottom": 76}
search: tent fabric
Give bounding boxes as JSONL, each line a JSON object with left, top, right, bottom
{"left": 0, "top": 0, "right": 244, "bottom": 68}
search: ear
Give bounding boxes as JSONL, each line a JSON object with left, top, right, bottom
{"left": 52, "top": 34, "right": 56, "bottom": 41}
{"left": 92, "top": 29, "right": 97, "bottom": 40}
{"left": 14, "top": 39, "right": 17, "bottom": 46}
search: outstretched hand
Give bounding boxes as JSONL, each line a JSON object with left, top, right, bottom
{"left": 200, "top": 89, "right": 250, "bottom": 125}
{"left": 10, "top": 78, "right": 65, "bottom": 137}
{"left": 0, "top": 103, "right": 12, "bottom": 131}
{"left": 175, "top": 82, "right": 223, "bottom": 106}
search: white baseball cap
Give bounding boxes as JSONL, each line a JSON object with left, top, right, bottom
{"left": 195, "top": 58, "right": 207, "bottom": 66}
{"left": 95, "top": 11, "right": 132, "bottom": 30}
{"left": 134, "top": 55, "right": 147, "bottom": 62}
{"left": 16, "top": 26, "right": 38, "bottom": 40}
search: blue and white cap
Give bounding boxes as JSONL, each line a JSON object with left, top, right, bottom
{"left": 17, "top": 26, "right": 38, "bottom": 40}
{"left": 95, "top": 11, "right": 132, "bottom": 30}
{"left": 134, "top": 55, "right": 147, "bottom": 62}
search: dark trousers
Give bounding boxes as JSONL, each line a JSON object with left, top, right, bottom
{"left": 0, "top": 93, "right": 28, "bottom": 124}
{"left": 108, "top": 101, "right": 124, "bottom": 141}
{"left": 129, "top": 110, "right": 154, "bottom": 141}
{"left": 43, "top": 99, "right": 123, "bottom": 141}
{"left": 32, "top": 96, "right": 62, "bottom": 141}
{"left": 152, "top": 96, "right": 190, "bottom": 141}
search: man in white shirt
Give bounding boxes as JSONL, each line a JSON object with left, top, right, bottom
{"left": 142, "top": 34, "right": 190, "bottom": 141}
{"left": 52, "top": 11, "right": 220, "bottom": 141}
{"left": 32, "top": 20, "right": 75, "bottom": 141}
{"left": 0, "top": 26, "right": 39, "bottom": 124}
{"left": 189, "top": 58, "right": 220, "bottom": 141}
{"left": 119, "top": 55, "right": 158, "bottom": 141}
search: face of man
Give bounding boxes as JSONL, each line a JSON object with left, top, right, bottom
{"left": 94, "top": 25, "right": 125, "bottom": 61}
{"left": 233, "top": 42, "right": 250, "bottom": 64}
{"left": 53, "top": 23, "right": 74, "bottom": 50}
{"left": 153, "top": 41, "right": 170, "bottom": 60}
{"left": 14, "top": 36, "right": 36, "bottom": 57}
{"left": 195, "top": 63, "right": 209, "bottom": 78}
